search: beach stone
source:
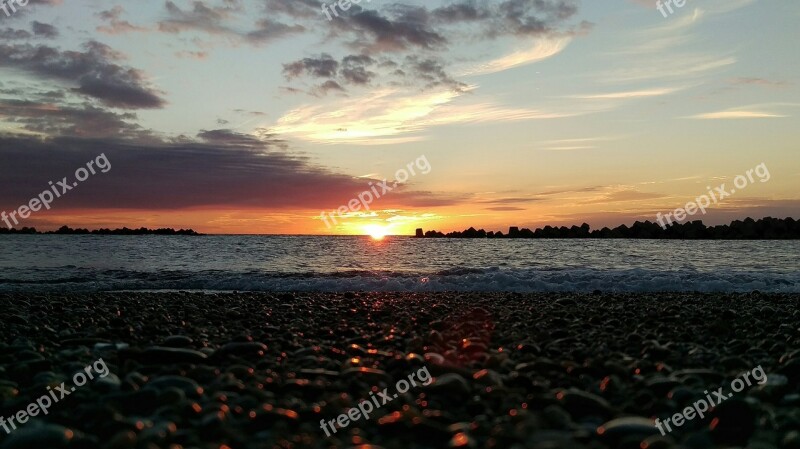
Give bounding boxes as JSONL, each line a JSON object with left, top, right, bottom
{"left": 162, "top": 335, "right": 193, "bottom": 347}
{"left": 141, "top": 346, "right": 208, "bottom": 364}
{"left": 107, "top": 431, "right": 137, "bottom": 449}
{"left": 449, "top": 432, "right": 477, "bottom": 448}
{"left": 95, "top": 373, "right": 122, "bottom": 392}
{"left": 214, "top": 342, "right": 268, "bottom": 359}
{"left": 425, "top": 373, "right": 469, "bottom": 395}
{"left": 147, "top": 375, "right": 202, "bottom": 395}
{"left": 557, "top": 389, "right": 613, "bottom": 420}
{"left": 639, "top": 436, "right": 675, "bottom": 449}
{"left": 341, "top": 367, "right": 390, "bottom": 383}
{"left": 472, "top": 369, "right": 503, "bottom": 386}
{"left": 782, "top": 430, "right": 800, "bottom": 449}
{"left": 645, "top": 378, "right": 681, "bottom": 397}
{"left": 0, "top": 423, "right": 74, "bottom": 449}
{"left": 709, "top": 398, "right": 756, "bottom": 445}
{"left": 597, "top": 417, "right": 660, "bottom": 443}
{"left": 778, "top": 358, "right": 800, "bottom": 382}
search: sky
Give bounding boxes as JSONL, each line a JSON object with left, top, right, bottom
{"left": 0, "top": 0, "right": 798, "bottom": 235}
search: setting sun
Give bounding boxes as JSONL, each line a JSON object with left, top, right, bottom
{"left": 364, "top": 225, "right": 388, "bottom": 240}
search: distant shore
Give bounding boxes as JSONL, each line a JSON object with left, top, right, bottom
{"left": 0, "top": 225, "right": 202, "bottom": 235}
{"left": 416, "top": 216, "right": 800, "bottom": 239}
{"left": 0, "top": 292, "right": 797, "bottom": 448}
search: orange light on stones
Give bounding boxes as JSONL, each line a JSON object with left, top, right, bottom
{"left": 451, "top": 433, "right": 470, "bottom": 447}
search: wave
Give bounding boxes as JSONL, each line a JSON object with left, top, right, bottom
{"left": 0, "top": 266, "right": 797, "bottom": 293}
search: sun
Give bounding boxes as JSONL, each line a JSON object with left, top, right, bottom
{"left": 364, "top": 224, "right": 388, "bottom": 240}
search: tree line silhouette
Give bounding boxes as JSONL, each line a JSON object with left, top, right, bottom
{"left": 0, "top": 226, "right": 201, "bottom": 235}
{"left": 416, "top": 217, "right": 800, "bottom": 239}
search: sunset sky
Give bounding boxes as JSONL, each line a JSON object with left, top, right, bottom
{"left": 0, "top": 0, "right": 798, "bottom": 234}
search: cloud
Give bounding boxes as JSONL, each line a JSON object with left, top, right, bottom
{"left": 272, "top": 84, "right": 568, "bottom": 144}
{"left": 0, "top": 28, "right": 31, "bottom": 40}
{"left": 459, "top": 37, "right": 571, "bottom": 76}
{"left": 730, "top": 77, "right": 790, "bottom": 88}
{"left": 31, "top": 21, "right": 59, "bottom": 38}
{"left": 486, "top": 206, "right": 528, "bottom": 211}
{"left": 96, "top": 6, "right": 149, "bottom": 35}
{"left": 158, "top": 0, "right": 304, "bottom": 45}
{"left": 0, "top": 132, "right": 464, "bottom": 212}
{"left": 0, "top": 99, "right": 153, "bottom": 139}
{"left": 283, "top": 54, "right": 340, "bottom": 79}
{"left": 573, "top": 87, "right": 683, "bottom": 99}
{"left": 282, "top": 52, "right": 467, "bottom": 95}
{"left": 0, "top": 41, "right": 166, "bottom": 109}
{"left": 278, "top": 0, "right": 585, "bottom": 94}
{"left": 688, "top": 110, "right": 787, "bottom": 120}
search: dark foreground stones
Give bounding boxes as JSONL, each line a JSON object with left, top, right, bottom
{"left": 0, "top": 292, "right": 798, "bottom": 449}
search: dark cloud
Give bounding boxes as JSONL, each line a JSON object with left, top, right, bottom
{"left": 0, "top": 41, "right": 165, "bottom": 109}
{"left": 0, "top": 133, "right": 463, "bottom": 212}
{"left": 159, "top": 0, "right": 232, "bottom": 34}
{"left": 332, "top": 7, "right": 448, "bottom": 53}
{"left": 341, "top": 54, "right": 377, "bottom": 85}
{"left": 96, "top": 6, "right": 149, "bottom": 35}
{"left": 282, "top": 52, "right": 466, "bottom": 95}
{"left": 245, "top": 18, "right": 305, "bottom": 44}
{"left": 0, "top": 28, "right": 32, "bottom": 39}
{"left": 402, "top": 56, "right": 468, "bottom": 92}
{"left": 31, "top": 21, "right": 59, "bottom": 38}
{"left": 283, "top": 54, "right": 339, "bottom": 79}
{"left": 158, "top": 0, "right": 303, "bottom": 45}
{"left": 264, "top": 0, "right": 321, "bottom": 19}
{"left": 431, "top": 3, "right": 489, "bottom": 23}
{"left": 0, "top": 99, "right": 153, "bottom": 139}
{"left": 278, "top": 0, "right": 582, "bottom": 94}
{"left": 312, "top": 80, "right": 345, "bottom": 96}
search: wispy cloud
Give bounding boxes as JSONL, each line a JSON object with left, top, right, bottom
{"left": 688, "top": 110, "right": 787, "bottom": 120}
{"left": 272, "top": 86, "right": 571, "bottom": 144}
{"left": 459, "top": 37, "right": 571, "bottom": 76}
{"left": 573, "top": 87, "right": 683, "bottom": 99}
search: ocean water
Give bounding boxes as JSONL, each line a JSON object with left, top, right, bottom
{"left": 0, "top": 235, "right": 798, "bottom": 293}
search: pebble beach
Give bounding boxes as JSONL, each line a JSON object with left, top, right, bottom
{"left": 1, "top": 292, "right": 799, "bottom": 449}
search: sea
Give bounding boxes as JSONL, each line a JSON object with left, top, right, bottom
{"left": 0, "top": 235, "right": 798, "bottom": 293}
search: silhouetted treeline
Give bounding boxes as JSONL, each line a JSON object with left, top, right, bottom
{"left": 416, "top": 217, "right": 800, "bottom": 239}
{"left": 0, "top": 225, "right": 202, "bottom": 235}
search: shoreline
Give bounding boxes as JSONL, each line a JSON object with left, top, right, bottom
{"left": 0, "top": 292, "right": 798, "bottom": 448}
